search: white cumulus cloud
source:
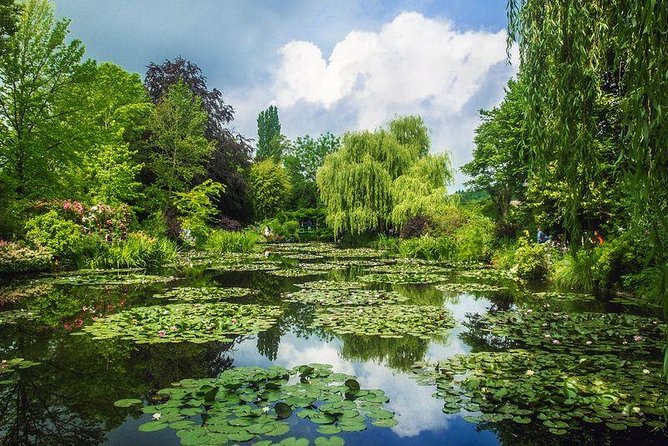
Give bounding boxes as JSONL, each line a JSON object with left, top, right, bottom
{"left": 273, "top": 12, "right": 511, "bottom": 128}
{"left": 230, "top": 11, "right": 518, "bottom": 188}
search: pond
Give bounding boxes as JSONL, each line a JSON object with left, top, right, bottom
{"left": 0, "top": 243, "right": 666, "bottom": 446}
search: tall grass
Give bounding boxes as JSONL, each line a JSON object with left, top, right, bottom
{"left": 91, "top": 232, "right": 178, "bottom": 269}
{"left": 398, "top": 236, "right": 457, "bottom": 261}
{"left": 552, "top": 250, "right": 597, "bottom": 292}
{"left": 204, "top": 230, "right": 262, "bottom": 254}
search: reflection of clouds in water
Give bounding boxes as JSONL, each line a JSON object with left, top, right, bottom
{"left": 236, "top": 333, "right": 451, "bottom": 438}
{"left": 234, "top": 333, "right": 355, "bottom": 375}
{"left": 427, "top": 294, "right": 492, "bottom": 360}
{"left": 232, "top": 295, "right": 495, "bottom": 441}
{"left": 445, "top": 293, "right": 493, "bottom": 321}
{"left": 353, "top": 362, "right": 449, "bottom": 438}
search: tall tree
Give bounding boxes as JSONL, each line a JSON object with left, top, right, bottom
{"left": 249, "top": 159, "right": 291, "bottom": 221}
{"left": 63, "top": 62, "right": 151, "bottom": 204}
{"left": 0, "top": 0, "right": 89, "bottom": 197}
{"left": 284, "top": 132, "right": 340, "bottom": 209}
{"left": 507, "top": 0, "right": 668, "bottom": 363}
{"left": 256, "top": 105, "right": 282, "bottom": 161}
{"left": 462, "top": 78, "right": 529, "bottom": 221}
{"left": 317, "top": 116, "right": 450, "bottom": 238}
{"left": 147, "top": 81, "right": 214, "bottom": 194}
{"left": 144, "top": 57, "right": 252, "bottom": 222}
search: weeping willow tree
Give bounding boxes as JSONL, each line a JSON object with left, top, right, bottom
{"left": 391, "top": 154, "right": 452, "bottom": 227}
{"left": 317, "top": 116, "right": 452, "bottom": 238}
{"left": 507, "top": 1, "right": 668, "bottom": 367}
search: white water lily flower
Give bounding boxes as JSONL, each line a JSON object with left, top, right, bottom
{"left": 525, "top": 370, "right": 535, "bottom": 376}
{"left": 643, "top": 369, "right": 651, "bottom": 374}
{"left": 262, "top": 407, "right": 270, "bottom": 413}
{"left": 152, "top": 413, "right": 161, "bottom": 420}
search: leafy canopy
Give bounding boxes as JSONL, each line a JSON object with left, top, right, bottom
{"left": 317, "top": 116, "right": 451, "bottom": 238}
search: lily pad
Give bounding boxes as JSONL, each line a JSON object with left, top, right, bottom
{"left": 81, "top": 302, "right": 282, "bottom": 344}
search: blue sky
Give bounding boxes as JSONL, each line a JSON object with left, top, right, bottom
{"left": 55, "top": 0, "right": 515, "bottom": 189}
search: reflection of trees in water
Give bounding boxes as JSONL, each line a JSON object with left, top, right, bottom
{"left": 392, "top": 284, "right": 447, "bottom": 306}
{"left": 481, "top": 420, "right": 668, "bottom": 446}
{"left": 459, "top": 312, "right": 517, "bottom": 353}
{"left": 338, "top": 334, "right": 430, "bottom": 372}
{"left": 256, "top": 302, "right": 334, "bottom": 361}
{"left": 0, "top": 321, "right": 237, "bottom": 446}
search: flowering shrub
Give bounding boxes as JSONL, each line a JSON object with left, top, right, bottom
{"left": 25, "top": 211, "right": 105, "bottom": 267}
{"left": 0, "top": 241, "right": 53, "bottom": 274}
{"left": 62, "top": 200, "right": 131, "bottom": 242}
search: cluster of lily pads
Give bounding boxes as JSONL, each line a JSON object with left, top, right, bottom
{"left": 313, "top": 305, "right": 454, "bottom": 339}
{"left": 0, "top": 309, "right": 37, "bottom": 325}
{"left": 434, "top": 283, "right": 508, "bottom": 293}
{"left": 468, "top": 310, "right": 665, "bottom": 356}
{"left": 80, "top": 303, "right": 282, "bottom": 344}
{"left": 116, "top": 363, "right": 396, "bottom": 445}
{"left": 152, "top": 287, "right": 254, "bottom": 302}
{"left": 367, "top": 263, "right": 449, "bottom": 275}
{"left": 285, "top": 288, "right": 408, "bottom": 306}
{"left": 294, "top": 281, "right": 364, "bottom": 291}
{"left": 44, "top": 272, "right": 175, "bottom": 286}
{"left": 358, "top": 272, "right": 446, "bottom": 285}
{"left": 411, "top": 349, "right": 667, "bottom": 435}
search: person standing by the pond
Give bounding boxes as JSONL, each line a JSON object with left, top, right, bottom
{"left": 537, "top": 227, "right": 551, "bottom": 244}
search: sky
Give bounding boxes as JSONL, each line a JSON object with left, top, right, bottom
{"left": 54, "top": 0, "right": 518, "bottom": 189}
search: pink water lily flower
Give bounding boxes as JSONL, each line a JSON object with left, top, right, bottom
{"left": 633, "top": 335, "right": 643, "bottom": 342}
{"left": 552, "top": 339, "right": 560, "bottom": 345}
{"left": 157, "top": 330, "right": 166, "bottom": 337}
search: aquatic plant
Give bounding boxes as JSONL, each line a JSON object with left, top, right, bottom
{"left": 152, "top": 287, "right": 254, "bottom": 302}
{"left": 285, "top": 288, "right": 408, "bottom": 306}
{"left": 116, "top": 363, "right": 397, "bottom": 444}
{"left": 313, "top": 305, "right": 454, "bottom": 339}
{"left": 81, "top": 303, "right": 282, "bottom": 344}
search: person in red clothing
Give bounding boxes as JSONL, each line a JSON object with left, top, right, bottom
{"left": 594, "top": 230, "right": 604, "bottom": 245}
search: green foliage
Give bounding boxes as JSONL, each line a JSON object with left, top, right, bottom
{"left": 83, "top": 142, "right": 143, "bottom": 204}
{"left": 0, "top": 0, "right": 88, "bottom": 198}
{"left": 90, "top": 232, "right": 178, "bottom": 269}
{"left": 453, "top": 213, "right": 495, "bottom": 262}
{"left": 513, "top": 238, "right": 554, "bottom": 280}
{"left": 0, "top": 240, "right": 52, "bottom": 274}
{"left": 462, "top": 78, "right": 529, "bottom": 220}
{"left": 147, "top": 81, "right": 214, "bottom": 193}
{"left": 284, "top": 132, "right": 339, "bottom": 209}
{"left": 398, "top": 236, "right": 456, "bottom": 261}
{"left": 388, "top": 115, "right": 430, "bottom": 157}
{"left": 204, "top": 230, "right": 261, "bottom": 254}
{"left": 507, "top": 1, "right": 668, "bottom": 362}
{"left": 250, "top": 159, "right": 291, "bottom": 221}
{"left": 256, "top": 105, "right": 282, "bottom": 161}
{"left": 317, "top": 116, "right": 450, "bottom": 238}
{"left": 173, "top": 179, "right": 226, "bottom": 245}
{"left": 391, "top": 155, "right": 451, "bottom": 227}
{"left": 25, "top": 210, "right": 104, "bottom": 266}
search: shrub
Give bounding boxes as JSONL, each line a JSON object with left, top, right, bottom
{"left": 25, "top": 210, "right": 106, "bottom": 267}
{"left": 453, "top": 214, "right": 494, "bottom": 262}
{"left": 0, "top": 241, "right": 53, "bottom": 274}
{"left": 205, "top": 230, "right": 261, "bottom": 254}
{"left": 398, "top": 236, "right": 457, "bottom": 261}
{"left": 174, "top": 180, "right": 226, "bottom": 247}
{"left": 400, "top": 215, "right": 430, "bottom": 239}
{"left": 91, "top": 232, "right": 178, "bottom": 269}
{"left": 219, "top": 216, "right": 242, "bottom": 232}
{"left": 513, "top": 238, "right": 554, "bottom": 280}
